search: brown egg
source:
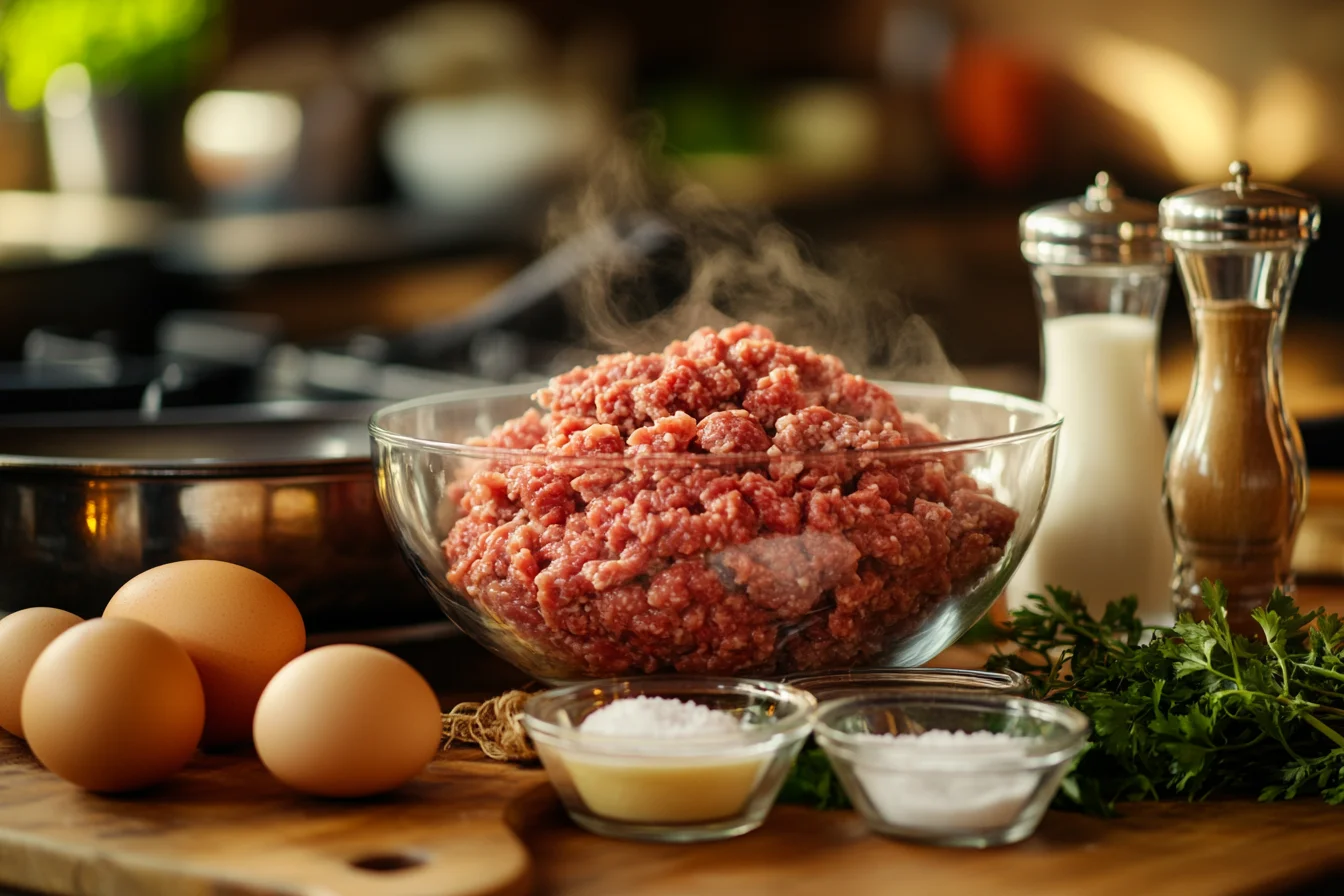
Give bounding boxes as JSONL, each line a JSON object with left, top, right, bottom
{"left": 0, "top": 608, "right": 83, "bottom": 739}
{"left": 104, "top": 560, "right": 305, "bottom": 749}
{"left": 254, "top": 645, "right": 442, "bottom": 798}
{"left": 22, "top": 618, "right": 205, "bottom": 792}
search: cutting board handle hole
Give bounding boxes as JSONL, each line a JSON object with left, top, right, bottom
{"left": 349, "top": 851, "right": 426, "bottom": 873}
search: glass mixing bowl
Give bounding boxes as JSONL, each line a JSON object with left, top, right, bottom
{"left": 370, "top": 382, "right": 1059, "bottom": 683}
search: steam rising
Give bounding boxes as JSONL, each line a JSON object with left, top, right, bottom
{"left": 548, "top": 130, "right": 964, "bottom": 385}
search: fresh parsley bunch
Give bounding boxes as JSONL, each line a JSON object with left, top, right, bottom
{"left": 991, "top": 581, "right": 1344, "bottom": 815}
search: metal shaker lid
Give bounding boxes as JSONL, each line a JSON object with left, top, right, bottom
{"left": 1020, "top": 172, "right": 1170, "bottom": 266}
{"left": 1159, "top": 160, "right": 1321, "bottom": 246}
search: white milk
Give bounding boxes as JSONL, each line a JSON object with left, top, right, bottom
{"left": 1008, "top": 314, "right": 1174, "bottom": 624}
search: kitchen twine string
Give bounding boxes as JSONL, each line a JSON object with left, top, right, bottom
{"left": 442, "top": 690, "right": 537, "bottom": 762}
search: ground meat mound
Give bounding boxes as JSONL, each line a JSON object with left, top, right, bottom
{"left": 443, "top": 324, "right": 1017, "bottom": 677}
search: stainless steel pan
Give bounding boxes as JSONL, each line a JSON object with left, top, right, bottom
{"left": 0, "top": 401, "right": 437, "bottom": 632}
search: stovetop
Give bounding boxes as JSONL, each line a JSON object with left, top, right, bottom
{"left": 0, "top": 310, "right": 592, "bottom": 417}
{"left": 0, "top": 214, "right": 680, "bottom": 418}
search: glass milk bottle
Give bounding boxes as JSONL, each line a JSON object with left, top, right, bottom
{"left": 1159, "top": 161, "right": 1319, "bottom": 635}
{"left": 1007, "top": 173, "right": 1175, "bottom": 623}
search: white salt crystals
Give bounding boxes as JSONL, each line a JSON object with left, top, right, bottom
{"left": 579, "top": 696, "right": 745, "bottom": 738}
{"left": 847, "top": 729, "right": 1042, "bottom": 834}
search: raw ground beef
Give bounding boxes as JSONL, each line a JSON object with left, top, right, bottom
{"left": 443, "top": 323, "right": 1018, "bottom": 677}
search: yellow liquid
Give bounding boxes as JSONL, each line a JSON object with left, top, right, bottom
{"left": 561, "top": 754, "right": 767, "bottom": 824}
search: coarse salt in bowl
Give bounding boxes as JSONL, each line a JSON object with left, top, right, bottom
{"left": 814, "top": 691, "right": 1089, "bottom": 848}
{"left": 521, "top": 676, "right": 816, "bottom": 843}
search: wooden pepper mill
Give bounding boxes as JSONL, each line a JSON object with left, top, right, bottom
{"left": 1159, "top": 161, "right": 1321, "bottom": 633}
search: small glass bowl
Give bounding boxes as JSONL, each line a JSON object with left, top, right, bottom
{"left": 521, "top": 676, "right": 816, "bottom": 843}
{"left": 781, "top": 667, "right": 1029, "bottom": 701}
{"left": 814, "top": 691, "right": 1089, "bottom": 848}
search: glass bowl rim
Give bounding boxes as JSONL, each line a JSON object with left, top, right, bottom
{"left": 781, "top": 667, "right": 1031, "bottom": 696}
{"left": 368, "top": 380, "right": 1062, "bottom": 468}
{"left": 521, "top": 674, "right": 819, "bottom": 750}
{"left": 813, "top": 690, "right": 1090, "bottom": 771}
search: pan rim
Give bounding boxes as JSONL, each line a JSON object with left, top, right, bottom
{"left": 0, "top": 399, "right": 380, "bottom": 478}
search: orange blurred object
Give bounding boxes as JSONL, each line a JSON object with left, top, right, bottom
{"left": 941, "top": 40, "right": 1044, "bottom": 187}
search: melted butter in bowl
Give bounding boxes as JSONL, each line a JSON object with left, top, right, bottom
{"left": 553, "top": 751, "right": 770, "bottom": 824}
{"left": 523, "top": 680, "right": 815, "bottom": 842}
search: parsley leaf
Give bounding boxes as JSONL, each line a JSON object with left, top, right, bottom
{"left": 777, "top": 741, "right": 850, "bottom": 810}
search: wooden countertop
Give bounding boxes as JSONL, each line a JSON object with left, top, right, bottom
{"left": 4, "top": 480, "right": 1344, "bottom": 896}
{"left": 527, "top": 801, "right": 1344, "bottom": 896}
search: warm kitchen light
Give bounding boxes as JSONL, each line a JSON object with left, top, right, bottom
{"left": 1064, "top": 33, "right": 1324, "bottom": 185}
{"left": 1067, "top": 33, "right": 1235, "bottom": 183}
{"left": 1244, "top": 66, "right": 1323, "bottom": 182}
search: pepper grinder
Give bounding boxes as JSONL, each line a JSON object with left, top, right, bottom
{"left": 1007, "top": 172, "right": 1174, "bottom": 623}
{"left": 1159, "top": 161, "right": 1320, "bottom": 633}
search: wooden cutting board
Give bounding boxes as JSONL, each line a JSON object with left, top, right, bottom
{"left": 0, "top": 733, "right": 551, "bottom": 896}
{"left": 6, "top": 729, "right": 1344, "bottom": 896}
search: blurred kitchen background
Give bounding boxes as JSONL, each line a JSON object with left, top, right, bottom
{"left": 2, "top": 0, "right": 1343, "bottom": 450}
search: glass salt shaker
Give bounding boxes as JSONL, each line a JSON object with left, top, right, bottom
{"left": 1007, "top": 172, "right": 1175, "bottom": 623}
{"left": 1159, "top": 161, "right": 1320, "bottom": 634}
